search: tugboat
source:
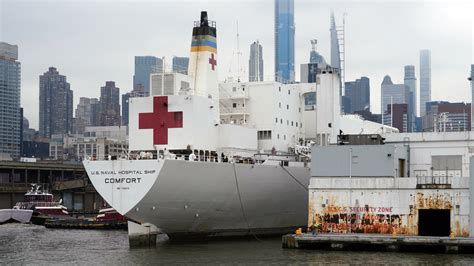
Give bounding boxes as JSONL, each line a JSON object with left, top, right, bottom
{"left": 12, "top": 184, "right": 69, "bottom": 225}
{"left": 96, "top": 207, "right": 126, "bottom": 222}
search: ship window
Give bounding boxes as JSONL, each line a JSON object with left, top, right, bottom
{"left": 279, "top": 102, "right": 281, "bottom": 108}
{"left": 280, "top": 119, "right": 283, "bottom": 124}
{"left": 233, "top": 103, "right": 237, "bottom": 108}
{"left": 291, "top": 121, "right": 294, "bottom": 126}
{"left": 287, "top": 104, "right": 289, "bottom": 110}
{"left": 275, "top": 117, "right": 278, "bottom": 123}
{"left": 258, "top": 130, "right": 272, "bottom": 140}
{"left": 284, "top": 135, "right": 286, "bottom": 140}
{"left": 296, "top": 122, "right": 298, "bottom": 127}
{"left": 277, "top": 134, "right": 280, "bottom": 139}
{"left": 279, "top": 87, "right": 281, "bottom": 92}
{"left": 288, "top": 90, "right": 290, "bottom": 95}
{"left": 287, "top": 120, "right": 289, "bottom": 125}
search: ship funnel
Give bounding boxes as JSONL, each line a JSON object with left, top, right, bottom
{"left": 200, "top": 11, "right": 208, "bottom": 26}
{"left": 188, "top": 11, "right": 219, "bottom": 121}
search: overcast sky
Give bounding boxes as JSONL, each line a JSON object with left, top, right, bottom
{"left": 1, "top": 0, "right": 473, "bottom": 129}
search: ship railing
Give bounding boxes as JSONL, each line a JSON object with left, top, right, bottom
{"left": 14, "top": 201, "right": 62, "bottom": 208}
{"left": 125, "top": 151, "right": 258, "bottom": 164}
{"left": 0, "top": 182, "right": 50, "bottom": 192}
{"left": 169, "top": 154, "right": 257, "bottom": 164}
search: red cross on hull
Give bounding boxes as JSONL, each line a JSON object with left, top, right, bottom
{"left": 138, "top": 96, "right": 183, "bottom": 145}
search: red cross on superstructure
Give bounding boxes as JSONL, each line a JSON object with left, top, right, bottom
{"left": 138, "top": 96, "right": 183, "bottom": 145}
{"left": 209, "top": 53, "right": 217, "bottom": 71}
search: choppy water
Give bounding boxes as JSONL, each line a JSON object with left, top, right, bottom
{"left": 2, "top": 224, "right": 474, "bottom": 265}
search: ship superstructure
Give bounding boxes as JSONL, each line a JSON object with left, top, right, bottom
{"left": 83, "top": 11, "right": 396, "bottom": 239}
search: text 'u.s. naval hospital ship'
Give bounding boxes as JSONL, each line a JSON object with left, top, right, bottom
{"left": 83, "top": 11, "right": 397, "bottom": 239}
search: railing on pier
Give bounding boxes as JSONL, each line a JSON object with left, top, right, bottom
{"left": 416, "top": 175, "right": 452, "bottom": 189}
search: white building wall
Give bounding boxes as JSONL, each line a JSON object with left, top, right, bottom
{"left": 219, "top": 81, "right": 306, "bottom": 153}
{"left": 217, "top": 124, "right": 257, "bottom": 155}
{"left": 385, "top": 132, "right": 474, "bottom": 177}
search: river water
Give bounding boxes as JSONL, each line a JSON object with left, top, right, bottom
{"left": 2, "top": 224, "right": 474, "bottom": 265}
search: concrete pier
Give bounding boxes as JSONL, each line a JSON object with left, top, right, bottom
{"left": 127, "top": 221, "right": 160, "bottom": 248}
{"left": 282, "top": 233, "right": 474, "bottom": 253}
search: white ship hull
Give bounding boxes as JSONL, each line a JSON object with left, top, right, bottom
{"left": 84, "top": 159, "right": 310, "bottom": 238}
{"left": 0, "top": 209, "right": 33, "bottom": 224}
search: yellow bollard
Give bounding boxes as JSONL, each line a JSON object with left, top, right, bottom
{"left": 450, "top": 232, "right": 455, "bottom": 239}
{"left": 392, "top": 229, "right": 397, "bottom": 238}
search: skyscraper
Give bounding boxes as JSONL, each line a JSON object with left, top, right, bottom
{"left": 309, "top": 39, "right": 326, "bottom": 65}
{"left": 249, "top": 41, "right": 264, "bottom": 82}
{"left": 0, "top": 42, "right": 21, "bottom": 158}
{"left": 470, "top": 64, "right": 474, "bottom": 131}
{"left": 419, "top": 49, "right": 431, "bottom": 116}
{"left": 172, "top": 56, "right": 189, "bottom": 75}
{"left": 122, "top": 84, "right": 145, "bottom": 126}
{"left": 74, "top": 97, "right": 99, "bottom": 134}
{"left": 330, "top": 13, "right": 344, "bottom": 111}
{"left": 330, "top": 13, "right": 341, "bottom": 71}
{"left": 344, "top": 77, "right": 370, "bottom": 114}
{"left": 39, "top": 67, "right": 73, "bottom": 138}
{"left": 301, "top": 40, "right": 327, "bottom": 84}
{"left": 423, "top": 101, "right": 471, "bottom": 132}
{"left": 98, "top": 81, "right": 121, "bottom": 126}
{"left": 274, "top": 0, "right": 295, "bottom": 83}
{"left": 134, "top": 56, "right": 163, "bottom": 96}
{"left": 404, "top": 65, "right": 417, "bottom": 132}
{"left": 381, "top": 75, "right": 409, "bottom": 126}
{"left": 384, "top": 103, "right": 409, "bottom": 132}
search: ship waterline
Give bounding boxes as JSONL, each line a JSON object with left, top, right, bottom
{"left": 84, "top": 159, "right": 310, "bottom": 238}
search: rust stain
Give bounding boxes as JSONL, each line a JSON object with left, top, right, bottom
{"left": 416, "top": 192, "right": 452, "bottom": 209}
{"left": 310, "top": 191, "right": 467, "bottom": 236}
{"left": 455, "top": 220, "right": 461, "bottom": 236}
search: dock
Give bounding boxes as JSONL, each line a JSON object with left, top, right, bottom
{"left": 282, "top": 233, "right": 474, "bottom": 253}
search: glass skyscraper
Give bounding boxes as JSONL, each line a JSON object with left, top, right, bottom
{"left": 249, "top": 41, "right": 263, "bottom": 82}
{"left": 274, "top": 0, "right": 295, "bottom": 83}
{"left": 419, "top": 49, "right": 431, "bottom": 116}
{"left": 470, "top": 64, "right": 474, "bottom": 131}
{"left": 172, "top": 56, "right": 189, "bottom": 75}
{"left": 0, "top": 42, "right": 21, "bottom": 158}
{"left": 404, "top": 65, "right": 417, "bottom": 132}
{"left": 344, "top": 77, "right": 370, "bottom": 114}
{"left": 381, "top": 75, "right": 410, "bottom": 127}
{"left": 133, "top": 56, "right": 162, "bottom": 96}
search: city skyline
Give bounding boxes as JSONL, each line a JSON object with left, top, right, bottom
{"left": 1, "top": 0, "right": 472, "bottom": 129}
